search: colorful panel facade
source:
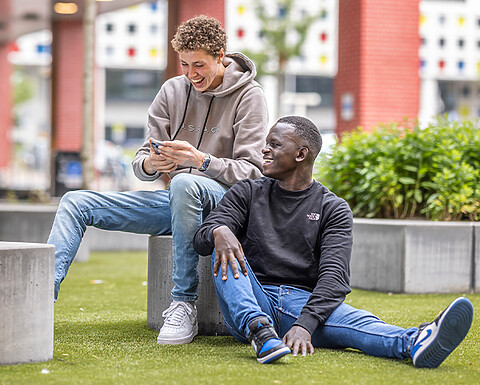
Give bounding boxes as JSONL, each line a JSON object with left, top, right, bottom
{"left": 226, "top": 0, "right": 338, "bottom": 76}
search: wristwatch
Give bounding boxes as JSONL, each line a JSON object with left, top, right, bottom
{"left": 199, "top": 153, "right": 211, "bottom": 172}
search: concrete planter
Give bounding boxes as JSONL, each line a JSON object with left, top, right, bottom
{"left": 350, "top": 218, "right": 479, "bottom": 294}
{"left": 0, "top": 203, "right": 149, "bottom": 262}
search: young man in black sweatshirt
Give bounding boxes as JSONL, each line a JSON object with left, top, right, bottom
{"left": 193, "top": 116, "right": 473, "bottom": 365}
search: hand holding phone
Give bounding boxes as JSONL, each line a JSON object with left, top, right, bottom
{"left": 150, "top": 139, "right": 164, "bottom": 155}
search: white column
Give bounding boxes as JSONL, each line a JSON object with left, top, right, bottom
{"left": 418, "top": 78, "right": 441, "bottom": 127}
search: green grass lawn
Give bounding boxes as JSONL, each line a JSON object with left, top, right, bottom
{"left": 1, "top": 251, "right": 479, "bottom": 385}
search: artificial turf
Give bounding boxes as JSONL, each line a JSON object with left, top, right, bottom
{"left": 1, "top": 251, "right": 479, "bottom": 385}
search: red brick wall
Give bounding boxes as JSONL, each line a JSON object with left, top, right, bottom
{"left": 335, "top": 0, "right": 420, "bottom": 137}
{"left": 168, "top": 0, "right": 226, "bottom": 76}
{"left": 0, "top": 44, "right": 12, "bottom": 168}
{"left": 51, "top": 20, "right": 84, "bottom": 152}
{"left": 178, "top": 0, "right": 225, "bottom": 25}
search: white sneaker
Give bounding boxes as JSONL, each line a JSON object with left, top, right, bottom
{"left": 156, "top": 301, "right": 198, "bottom": 344}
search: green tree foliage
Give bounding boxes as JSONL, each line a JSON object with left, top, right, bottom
{"left": 241, "top": 0, "right": 318, "bottom": 117}
{"left": 314, "top": 117, "right": 480, "bottom": 221}
{"left": 253, "top": 0, "right": 316, "bottom": 73}
{"left": 12, "top": 68, "right": 34, "bottom": 106}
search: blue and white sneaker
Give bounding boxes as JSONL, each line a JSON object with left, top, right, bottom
{"left": 248, "top": 316, "right": 291, "bottom": 364}
{"left": 412, "top": 297, "right": 473, "bottom": 368}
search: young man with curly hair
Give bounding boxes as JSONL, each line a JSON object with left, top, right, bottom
{"left": 49, "top": 15, "right": 268, "bottom": 345}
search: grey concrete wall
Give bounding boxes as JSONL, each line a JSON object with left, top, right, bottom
{"left": 84, "top": 228, "right": 148, "bottom": 252}
{"left": 404, "top": 223, "right": 472, "bottom": 293}
{"left": 0, "top": 204, "right": 56, "bottom": 244}
{"left": 0, "top": 204, "right": 149, "bottom": 257}
{"left": 147, "top": 235, "right": 228, "bottom": 336}
{"left": 351, "top": 219, "right": 405, "bottom": 292}
{"left": 351, "top": 219, "right": 475, "bottom": 294}
{"left": 0, "top": 242, "right": 54, "bottom": 365}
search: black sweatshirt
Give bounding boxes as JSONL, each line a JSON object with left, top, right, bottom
{"left": 193, "top": 177, "right": 353, "bottom": 334}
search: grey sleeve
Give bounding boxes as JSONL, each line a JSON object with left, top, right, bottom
{"left": 131, "top": 86, "right": 172, "bottom": 182}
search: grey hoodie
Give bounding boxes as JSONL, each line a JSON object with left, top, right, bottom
{"left": 132, "top": 52, "right": 268, "bottom": 187}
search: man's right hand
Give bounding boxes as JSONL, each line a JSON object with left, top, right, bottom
{"left": 212, "top": 225, "right": 248, "bottom": 281}
{"left": 142, "top": 139, "right": 178, "bottom": 175}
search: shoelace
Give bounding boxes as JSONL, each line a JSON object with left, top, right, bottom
{"left": 162, "top": 302, "right": 192, "bottom": 327}
{"left": 250, "top": 324, "right": 277, "bottom": 345}
{"left": 415, "top": 309, "right": 444, "bottom": 342}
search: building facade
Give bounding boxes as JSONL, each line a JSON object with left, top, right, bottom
{"left": 2, "top": 0, "right": 479, "bottom": 192}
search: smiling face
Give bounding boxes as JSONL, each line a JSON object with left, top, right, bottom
{"left": 262, "top": 122, "right": 304, "bottom": 181}
{"left": 179, "top": 49, "right": 225, "bottom": 92}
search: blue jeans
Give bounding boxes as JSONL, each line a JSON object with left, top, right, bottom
{"left": 212, "top": 253, "right": 419, "bottom": 359}
{"left": 48, "top": 173, "right": 228, "bottom": 301}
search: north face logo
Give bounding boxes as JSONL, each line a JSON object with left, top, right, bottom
{"left": 306, "top": 213, "right": 320, "bottom": 221}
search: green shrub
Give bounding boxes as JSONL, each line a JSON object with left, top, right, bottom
{"left": 314, "top": 117, "right": 480, "bottom": 221}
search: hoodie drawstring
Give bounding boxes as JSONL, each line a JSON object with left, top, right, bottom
{"left": 189, "top": 94, "right": 215, "bottom": 173}
{"left": 171, "top": 83, "right": 192, "bottom": 141}
{"left": 170, "top": 82, "right": 215, "bottom": 173}
{"left": 195, "top": 95, "right": 215, "bottom": 150}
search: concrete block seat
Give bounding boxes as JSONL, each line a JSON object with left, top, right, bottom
{"left": 0, "top": 241, "right": 54, "bottom": 365}
{"left": 147, "top": 236, "right": 228, "bottom": 336}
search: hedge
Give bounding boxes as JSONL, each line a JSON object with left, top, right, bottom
{"left": 314, "top": 117, "right": 480, "bottom": 221}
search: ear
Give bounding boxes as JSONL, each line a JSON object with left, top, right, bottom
{"left": 296, "top": 147, "right": 309, "bottom": 162}
{"left": 217, "top": 49, "right": 225, "bottom": 63}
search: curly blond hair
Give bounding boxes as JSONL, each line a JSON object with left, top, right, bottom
{"left": 171, "top": 15, "right": 227, "bottom": 57}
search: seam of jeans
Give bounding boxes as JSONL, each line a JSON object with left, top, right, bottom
{"left": 83, "top": 202, "right": 170, "bottom": 213}
{"left": 277, "top": 306, "right": 299, "bottom": 320}
{"left": 322, "top": 323, "right": 409, "bottom": 341}
{"left": 277, "top": 286, "right": 302, "bottom": 320}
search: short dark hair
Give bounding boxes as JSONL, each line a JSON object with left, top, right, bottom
{"left": 171, "top": 15, "right": 227, "bottom": 57}
{"left": 276, "top": 116, "right": 322, "bottom": 159}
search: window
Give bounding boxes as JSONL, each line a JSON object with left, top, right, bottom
{"left": 128, "top": 24, "right": 136, "bottom": 34}
{"left": 106, "top": 69, "right": 164, "bottom": 102}
{"left": 295, "top": 75, "right": 333, "bottom": 107}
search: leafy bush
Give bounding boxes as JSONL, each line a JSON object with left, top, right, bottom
{"left": 314, "top": 117, "right": 480, "bottom": 221}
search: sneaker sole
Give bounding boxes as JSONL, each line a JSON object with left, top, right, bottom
{"left": 257, "top": 346, "right": 291, "bottom": 364}
{"left": 413, "top": 297, "right": 473, "bottom": 368}
{"left": 157, "top": 324, "right": 198, "bottom": 345}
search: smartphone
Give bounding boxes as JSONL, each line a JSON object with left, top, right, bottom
{"left": 151, "top": 139, "right": 164, "bottom": 155}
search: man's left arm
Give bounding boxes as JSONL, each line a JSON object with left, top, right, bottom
{"left": 283, "top": 201, "right": 353, "bottom": 356}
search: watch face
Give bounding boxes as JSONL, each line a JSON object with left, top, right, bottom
{"left": 200, "top": 155, "right": 211, "bottom": 171}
